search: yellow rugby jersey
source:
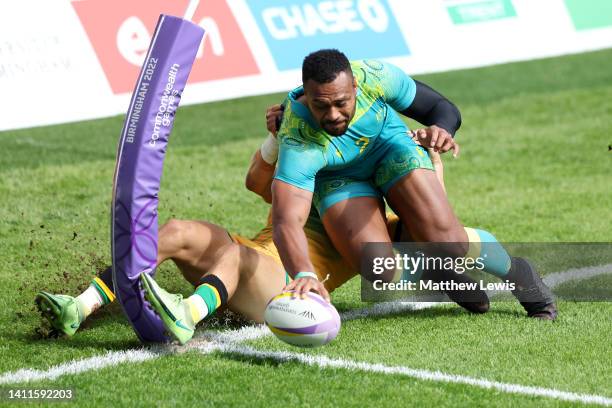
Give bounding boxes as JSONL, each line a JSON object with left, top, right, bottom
{"left": 231, "top": 209, "right": 402, "bottom": 293}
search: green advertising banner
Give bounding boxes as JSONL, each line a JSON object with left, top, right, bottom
{"left": 564, "top": 0, "right": 612, "bottom": 30}
{"left": 447, "top": 0, "right": 517, "bottom": 25}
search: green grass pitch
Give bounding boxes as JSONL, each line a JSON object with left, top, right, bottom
{"left": 0, "top": 49, "right": 611, "bottom": 407}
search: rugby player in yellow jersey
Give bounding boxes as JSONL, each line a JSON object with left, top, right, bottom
{"left": 35, "top": 111, "right": 486, "bottom": 342}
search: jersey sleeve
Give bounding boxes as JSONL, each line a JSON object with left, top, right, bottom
{"left": 274, "top": 136, "right": 326, "bottom": 192}
{"left": 359, "top": 60, "right": 417, "bottom": 112}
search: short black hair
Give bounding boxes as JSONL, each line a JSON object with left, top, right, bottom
{"left": 302, "top": 49, "right": 352, "bottom": 84}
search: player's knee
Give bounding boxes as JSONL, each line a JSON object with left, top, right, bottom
{"left": 419, "top": 223, "right": 468, "bottom": 258}
{"left": 216, "top": 243, "right": 243, "bottom": 267}
{"left": 362, "top": 244, "right": 396, "bottom": 283}
{"left": 160, "top": 219, "right": 188, "bottom": 249}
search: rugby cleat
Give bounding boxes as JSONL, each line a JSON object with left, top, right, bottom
{"left": 441, "top": 271, "right": 490, "bottom": 314}
{"left": 507, "top": 257, "right": 557, "bottom": 320}
{"left": 140, "top": 273, "right": 195, "bottom": 345}
{"left": 35, "top": 291, "right": 83, "bottom": 336}
{"left": 423, "top": 268, "right": 490, "bottom": 314}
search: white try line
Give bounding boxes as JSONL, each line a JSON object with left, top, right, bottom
{"left": 1, "top": 263, "right": 610, "bottom": 405}
{"left": 0, "top": 349, "right": 163, "bottom": 385}
{"left": 202, "top": 343, "right": 612, "bottom": 407}
{"left": 0, "top": 300, "right": 431, "bottom": 386}
{"left": 486, "top": 263, "right": 612, "bottom": 298}
{"left": 543, "top": 263, "right": 612, "bottom": 289}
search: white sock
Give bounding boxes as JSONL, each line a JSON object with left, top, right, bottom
{"left": 184, "top": 294, "right": 208, "bottom": 325}
{"left": 76, "top": 285, "right": 104, "bottom": 319}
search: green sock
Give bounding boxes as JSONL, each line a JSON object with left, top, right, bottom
{"left": 185, "top": 275, "right": 228, "bottom": 324}
{"left": 464, "top": 227, "right": 511, "bottom": 277}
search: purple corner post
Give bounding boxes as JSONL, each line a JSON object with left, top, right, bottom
{"left": 111, "top": 15, "right": 204, "bottom": 343}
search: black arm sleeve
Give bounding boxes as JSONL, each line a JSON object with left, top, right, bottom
{"left": 400, "top": 80, "right": 462, "bottom": 137}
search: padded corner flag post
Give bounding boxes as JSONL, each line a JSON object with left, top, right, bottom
{"left": 111, "top": 3, "right": 204, "bottom": 343}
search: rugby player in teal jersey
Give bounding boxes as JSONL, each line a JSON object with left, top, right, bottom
{"left": 270, "top": 49, "right": 556, "bottom": 320}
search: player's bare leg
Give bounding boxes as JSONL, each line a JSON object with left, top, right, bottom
{"left": 203, "top": 243, "right": 287, "bottom": 322}
{"left": 36, "top": 218, "right": 260, "bottom": 336}
{"left": 156, "top": 219, "right": 235, "bottom": 285}
{"left": 391, "top": 218, "right": 490, "bottom": 314}
{"left": 321, "top": 196, "right": 397, "bottom": 282}
{"left": 157, "top": 219, "right": 288, "bottom": 321}
{"left": 321, "top": 196, "right": 490, "bottom": 313}
{"left": 141, "top": 241, "right": 287, "bottom": 344}
{"left": 386, "top": 169, "right": 556, "bottom": 319}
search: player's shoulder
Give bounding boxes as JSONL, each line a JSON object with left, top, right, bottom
{"left": 277, "top": 88, "right": 306, "bottom": 135}
{"left": 351, "top": 59, "right": 391, "bottom": 85}
{"left": 279, "top": 87, "right": 328, "bottom": 148}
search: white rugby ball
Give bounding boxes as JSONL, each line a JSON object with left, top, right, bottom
{"left": 264, "top": 291, "right": 341, "bottom": 348}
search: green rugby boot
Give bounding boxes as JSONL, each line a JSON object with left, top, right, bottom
{"left": 35, "top": 292, "right": 84, "bottom": 336}
{"left": 140, "top": 273, "right": 195, "bottom": 345}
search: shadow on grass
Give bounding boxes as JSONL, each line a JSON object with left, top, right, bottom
{"left": 216, "top": 352, "right": 292, "bottom": 369}
{"left": 334, "top": 302, "right": 525, "bottom": 321}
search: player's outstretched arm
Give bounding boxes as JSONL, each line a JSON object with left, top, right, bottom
{"left": 272, "top": 180, "right": 330, "bottom": 301}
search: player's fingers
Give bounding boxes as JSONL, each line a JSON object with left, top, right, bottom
{"left": 440, "top": 138, "right": 454, "bottom": 153}
{"left": 319, "top": 284, "right": 331, "bottom": 303}
{"left": 301, "top": 280, "right": 315, "bottom": 299}
{"left": 265, "top": 105, "right": 282, "bottom": 133}
{"left": 409, "top": 130, "right": 423, "bottom": 146}
{"left": 283, "top": 279, "right": 297, "bottom": 292}
{"left": 430, "top": 128, "right": 440, "bottom": 148}
{"left": 291, "top": 285, "right": 301, "bottom": 299}
{"left": 298, "top": 278, "right": 313, "bottom": 298}
{"left": 417, "top": 128, "right": 427, "bottom": 140}
{"left": 452, "top": 141, "right": 460, "bottom": 158}
{"left": 436, "top": 132, "right": 449, "bottom": 150}
{"left": 266, "top": 118, "right": 277, "bottom": 134}
{"left": 265, "top": 104, "right": 281, "bottom": 118}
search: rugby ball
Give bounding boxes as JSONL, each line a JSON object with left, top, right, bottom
{"left": 264, "top": 291, "right": 341, "bottom": 348}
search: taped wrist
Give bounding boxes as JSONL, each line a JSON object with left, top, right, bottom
{"left": 260, "top": 132, "right": 279, "bottom": 164}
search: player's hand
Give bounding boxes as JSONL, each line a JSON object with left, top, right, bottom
{"left": 284, "top": 277, "right": 331, "bottom": 303}
{"left": 265, "top": 104, "right": 284, "bottom": 136}
{"left": 412, "top": 125, "right": 459, "bottom": 157}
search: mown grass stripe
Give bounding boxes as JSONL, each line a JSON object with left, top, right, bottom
{"left": 212, "top": 343, "right": 612, "bottom": 407}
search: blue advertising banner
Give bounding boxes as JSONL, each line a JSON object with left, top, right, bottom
{"left": 245, "top": 0, "right": 410, "bottom": 70}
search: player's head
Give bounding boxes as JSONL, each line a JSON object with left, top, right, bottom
{"left": 302, "top": 49, "right": 357, "bottom": 136}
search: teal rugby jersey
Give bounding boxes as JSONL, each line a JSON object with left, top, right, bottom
{"left": 275, "top": 59, "right": 417, "bottom": 192}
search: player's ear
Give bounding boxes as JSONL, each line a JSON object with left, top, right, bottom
{"left": 352, "top": 76, "right": 358, "bottom": 92}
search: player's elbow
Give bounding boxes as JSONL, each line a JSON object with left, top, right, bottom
{"left": 449, "top": 101, "right": 462, "bottom": 134}
{"left": 245, "top": 174, "right": 272, "bottom": 203}
{"left": 244, "top": 173, "right": 258, "bottom": 194}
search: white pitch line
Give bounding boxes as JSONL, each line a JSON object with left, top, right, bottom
{"left": 486, "top": 262, "right": 612, "bottom": 298}
{"left": 209, "top": 344, "right": 612, "bottom": 407}
{"left": 341, "top": 300, "right": 445, "bottom": 321}
{"left": 0, "top": 349, "right": 163, "bottom": 385}
{"left": 1, "top": 262, "right": 610, "bottom": 403}
{"left": 0, "top": 301, "right": 437, "bottom": 385}
{"left": 543, "top": 263, "right": 612, "bottom": 289}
